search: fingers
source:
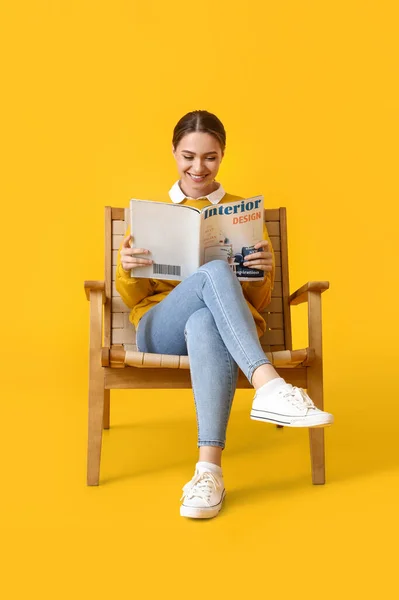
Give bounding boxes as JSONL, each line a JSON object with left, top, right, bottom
{"left": 129, "top": 247, "right": 151, "bottom": 255}
{"left": 122, "top": 252, "right": 152, "bottom": 263}
{"left": 246, "top": 241, "right": 270, "bottom": 263}
{"left": 122, "top": 234, "right": 132, "bottom": 248}
{"left": 122, "top": 234, "right": 150, "bottom": 252}
{"left": 244, "top": 251, "right": 272, "bottom": 262}
{"left": 122, "top": 233, "right": 151, "bottom": 255}
{"left": 121, "top": 255, "right": 153, "bottom": 270}
{"left": 122, "top": 258, "right": 153, "bottom": 269}
{"left": 254, "top": 240, "right": 269, "bottom": 249}
{"left": 121, "top": 243, "right": 151, "bottom": 259}
{"left": 120, "top": 237, "right": 153, "bottom": 270}
{"left": 242, "top": 263, "right": 273, "bottom": 271}
{"left": 243, "top": 244, "right": 273, "bottom": 270}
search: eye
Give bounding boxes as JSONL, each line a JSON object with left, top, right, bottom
{"left": 183, "top": 156, "right": 217, "bottom": 161}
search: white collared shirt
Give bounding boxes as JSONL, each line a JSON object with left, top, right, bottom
{"left": 168, "top": 180, "right": 226, "bottom": 205}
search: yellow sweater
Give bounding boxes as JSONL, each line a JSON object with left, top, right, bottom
{"left": 115, "top": 192, "right": 275, "bottom": 338}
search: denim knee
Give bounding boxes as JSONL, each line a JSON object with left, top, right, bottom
{"left": 184, "top": 307, "right": 214, "bottom": 340}
{"left": 198, "top": 259, "right": 232, "bottom": 277}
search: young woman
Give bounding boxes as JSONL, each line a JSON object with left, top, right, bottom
{"left": 116, "top": 110, "right": 334, "bottom": 520}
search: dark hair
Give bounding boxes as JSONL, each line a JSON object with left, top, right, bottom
{"left": 172, "top": 110, "right": 226, "bottom": 153}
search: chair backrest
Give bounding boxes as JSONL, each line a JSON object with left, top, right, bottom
{"left": 105, "top": 207, "right": 292, "bottom": 353}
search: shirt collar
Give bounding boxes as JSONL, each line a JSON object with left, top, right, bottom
{"left": 168, "top": 180, "right": 226, "bottom": 205}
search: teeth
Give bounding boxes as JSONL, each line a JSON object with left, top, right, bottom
{"left": 189, "top": 174, "right": 206, "bottom": 180}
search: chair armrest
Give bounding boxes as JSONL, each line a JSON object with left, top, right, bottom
{"left": 289, "top": 281, "right": 329, "bottom": 306}
{"left": 84, "top": 280, "right": 106, "bottom": 303}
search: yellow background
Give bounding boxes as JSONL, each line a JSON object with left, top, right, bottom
{"left": 1, "top": 1, "right": 398, "bottom": 597}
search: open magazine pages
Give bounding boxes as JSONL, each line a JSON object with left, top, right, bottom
{"left": 200, "top": 195, "right": 264, "bottom": 281}
{"left": 129, "top": 199, "right": 201, "bottom": 281}
{"left": 129, "top": 195, "right": 265, "bottom": 282}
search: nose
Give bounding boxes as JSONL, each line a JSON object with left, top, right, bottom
{"left": 191, "top": 158, "right": 207, "bottom": 173}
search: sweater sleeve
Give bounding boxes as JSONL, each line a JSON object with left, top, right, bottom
{"left": 240, "top": 221, "right": 275, "bottom": 313}
{"left": 115, "top": 225, "right": 154, "bottom": 308}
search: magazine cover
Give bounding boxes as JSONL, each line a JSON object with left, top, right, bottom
{"left": 129, "top": 195, "right": 265, "bottom": 282}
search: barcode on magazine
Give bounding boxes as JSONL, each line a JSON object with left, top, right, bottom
{"left": 153, "top": 263, "right": 181, "bottom": 277}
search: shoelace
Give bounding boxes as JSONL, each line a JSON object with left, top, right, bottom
{"left": 180, "top": 471, "right": 222, "bottom": 506}
{"left": 277, "top": 385, "right": 316, "bottom": 410}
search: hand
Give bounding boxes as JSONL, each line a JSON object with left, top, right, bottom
{"left": 242, "top": 240, "right": 273, "bottom": 271}
{"left": 120, "top": 234, "right": 153, "bottom": 271}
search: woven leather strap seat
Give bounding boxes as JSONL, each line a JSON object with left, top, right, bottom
{"left": 102, "top": 346, "right": 315, "bottom": 369}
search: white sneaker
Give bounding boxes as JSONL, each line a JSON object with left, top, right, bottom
{"left": 180, "top": 466, "right": 226, "bottom": 519}
{"left": 250, "top": 381, "right": 334, "bottom": 428}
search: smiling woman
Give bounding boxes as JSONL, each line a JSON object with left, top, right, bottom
{"left": 172, "top": 111, "right": 225, "bottom": 197}
{"left": 116, "top": 109, "right": 334, "bottom": 521}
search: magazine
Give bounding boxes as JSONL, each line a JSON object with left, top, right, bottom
{"left": 129, "top": 195, "right": 265, "bottom": 282}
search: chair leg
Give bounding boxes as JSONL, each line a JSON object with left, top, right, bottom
{"left": 103, "top": 389, "right": 110, "bottom": 430}
{"left": 309, "top": 428, "right": 325, "bottom": 485}
{"left": 87, "top": 289, "right": 106, "bottom": 486}
{"left": 87, "top": 371, "right": 106, "bottom": 485}
{"left": 306, "top": 290, "right": 326, "bottom": 484}
{"left": 307, "top": 366, "right": 325, "bottom": 485}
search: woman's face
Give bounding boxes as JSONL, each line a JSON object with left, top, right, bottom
{"left": 172, "top": 131, "right": 224, "bottom": 197}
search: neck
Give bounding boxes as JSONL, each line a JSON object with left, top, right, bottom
{"left": 179, "top": 179, "right": 219, "bottom": 199}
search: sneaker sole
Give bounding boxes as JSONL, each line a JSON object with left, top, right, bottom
{"left": 180, "top": 490, "right": 226, "bottom": 519}
{"left": 250, "top": 409, "right": 334, "bottom": 428}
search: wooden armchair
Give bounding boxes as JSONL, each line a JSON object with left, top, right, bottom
{"left": 84, "top": 207, "right": 330, "bottom": 486}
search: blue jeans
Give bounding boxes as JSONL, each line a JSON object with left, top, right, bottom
{"left": 136, "top": 260, "right": 271, "bottom": 449}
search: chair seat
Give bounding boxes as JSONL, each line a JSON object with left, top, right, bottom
{"left": 103, "top": 346, "right": 315, "bottom": 369}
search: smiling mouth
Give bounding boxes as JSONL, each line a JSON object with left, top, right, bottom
{"left": 188, "top": 173, "right": 208, "bottom": 181}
